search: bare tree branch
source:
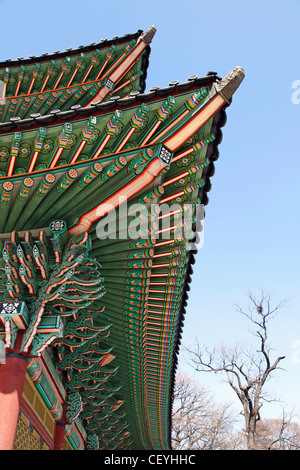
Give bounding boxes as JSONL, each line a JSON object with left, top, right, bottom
{"left": 185, "top": 291, "right": 288, "bottom": 450}
{"left": 171, "top": 372, "right": 242, "bottom": 450}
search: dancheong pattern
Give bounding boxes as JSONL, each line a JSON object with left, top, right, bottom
{"left": 0, "top": 25, "right": 244, "bottom": 450}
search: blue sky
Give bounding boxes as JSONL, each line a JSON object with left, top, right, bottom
{"left": 0, "top": 0, "right": 299, "bottom": 420}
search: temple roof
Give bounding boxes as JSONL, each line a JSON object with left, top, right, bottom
{"left": 0, "top": 72, "right": 219, "bottom": 132}
{"left": 0, "top": 73, "right": 228, "bottom": 183}
{"left": 0, "top": 28, "right": 154, "bottom": 124}
{"left": 0, "top": 30, "right": 145, "bottom": 66}
{"left": 0, "top": 24, "right": 244, "bottom": 450}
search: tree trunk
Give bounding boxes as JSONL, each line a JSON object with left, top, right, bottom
{"left": 247, "top": 418, "right": 258, "bottom": 450}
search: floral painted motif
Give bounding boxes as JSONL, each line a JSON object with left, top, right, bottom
{"left": 173, "top": 176, "right": 191, "bottom": 187}
{"left": 125, "top": 68, "right": 136, "bottom": 79}
{"left": 35, "top": 70, "right": 44, "bottom": 82}
{"left": 3, "top": 181, "right": 13, "bottom": 191}
{"left": 122, "top": 85, "right": 132, "bottom": 95}
{"left": 8, "top": 75, "right": 16, "bottom": 86}
{"left": 41, "top": 139, "right": 54, "bottom": 154}
{"left": 35, "top": 164, "right": 47, "bottom": 170}
{"left": 85, "top": 128, "right": 100, "bottom": 144}
{"left": 63, "top": 133, "right": 77, "bottom": 149}
{"left": 175, "top": 154, "right": 195, "bottom": 167}
{"left": 123, "top": 142, "right": 135, "bottom": 150}
{"left": 18, "top": 142, "right": 32, "bottom": 159}
{"left": 1, "top": 181, "right": 14, "bottom": 204}
{"left": 0, "top": 147, "right": 10, "bottom": 162}
{"left": 77, "top": 154, "right": 89, "bottom": 162}
{"left": 22, "top": 73, "right": 30, "bottom": 84}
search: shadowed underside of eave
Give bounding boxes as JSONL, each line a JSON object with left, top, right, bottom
{"left": 0, "top": 52, "right": 244, "bottom": 449}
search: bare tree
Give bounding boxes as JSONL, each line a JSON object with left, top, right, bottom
{"left": 255, "top": 409, "right": 300, "bottom": 450}
{"left": 185, "top": 291, "right": 288, "bottom": 450}
{"left": 171, "top": 371, "right": 241, "bottom": 450}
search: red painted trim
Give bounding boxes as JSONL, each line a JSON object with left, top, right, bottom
{"left": 20, "top": 396, "right": 54, "bottom": 449}
{"left": 164, "top": 94, "right": 225, "bottom": 152}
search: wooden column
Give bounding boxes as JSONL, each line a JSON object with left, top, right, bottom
{"left": 0, "top": 332, "right": 28, "bottom": 450}
{"left": 53, "top": 404, "right": 67, "bottom": 450}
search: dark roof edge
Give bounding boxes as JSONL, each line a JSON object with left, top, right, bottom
{"left": 0, "top": 73, "right": 219, "bottom": 134}
{"left": 0, "top": 30, "right": 144, "bottom": 68}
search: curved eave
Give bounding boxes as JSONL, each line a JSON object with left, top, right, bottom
{"left": 0, "top": 64, "right": 244, "bottom": 449}
{"left": 0, "top": 73, "right": 218, "bottom": 135}
{"left": 0, "top": 31, "right": 144, "bottom": 67}
{"left": 166, "top": 102, "right": 229, "bottom": 449}
{"left": 0, "top": 28, "right": 154, "bottom": 124}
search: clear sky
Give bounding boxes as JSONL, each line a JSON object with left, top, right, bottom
{"left": 0, "top": 0, "right": 299, "bottom": 421}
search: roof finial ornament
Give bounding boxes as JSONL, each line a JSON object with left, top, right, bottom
{"left": 140, "top": 25, "right": 157, "bottom": 45}
{"left": 215, "top": 66, "right": 245, "bottom": 103}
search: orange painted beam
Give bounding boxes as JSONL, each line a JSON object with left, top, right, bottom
{"left": 68, "top": 156, "right": 166, "bottom": 236}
